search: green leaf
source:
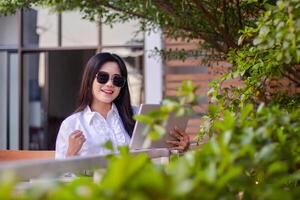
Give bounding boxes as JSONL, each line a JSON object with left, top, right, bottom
{"left": 208, "top": 104, "right": 219, "bottom": 118}
{"left": 267, "top": 161, "right": 288, "bottom": 175}
{"left": 216, "top": 166, "right": 242, "bottom": 188}
{"left": 101, "top": 141, "right": 114, "bottom": 151}
{"left": 148, "top": 131, "right": 161, "bottom": 141}
{"left": 153, "top": 125, "right": 166, "bottom": 137}
{"left": 223, "top": 111, "right": 235, "bottom": 130}
{"left": 255, "top": 144, "right": 278, "bottom": 163}
{"left": 134, "top": 114, "right": 153, "bottom": 125}
{"left": 100, "top": 154, "right": 149, "bottom": 192}
{"left": 240, "top": 104, "right": 253, "bottom": 121}
{"left": 175, "top": 107, "right": 185, "bottom": 116}
{"left": 205, "top": 162, "right": 217, "bottom": 183}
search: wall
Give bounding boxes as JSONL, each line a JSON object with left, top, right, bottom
{"left": 163, "top": 38, "right": 241, "bottom": 138}
{"left": 144, "top": 29, "right": 163, "bottom": 104}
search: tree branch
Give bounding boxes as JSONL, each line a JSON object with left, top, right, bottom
{"left": 152, "top": 0, "right": 226, "bottom": 52}
{"left": 285, "top": 67, "right": 300, "bottom": 85}
{"left": 279, "top": 67, "right": 300, "bottom": 86}
{"left": 192, "top": 0, "right": 238, "bottom": 51}
{"left": 99, "top": 1, "right": 151, "bottom": 20}
{"left": 235, "top": 0, "right": 243, "bottom": 29}
{"left": 153, "top": 0, "right": 174, "bottom": 14}
{"left": 222, "top": 0, "right": 229, "bottom": 50}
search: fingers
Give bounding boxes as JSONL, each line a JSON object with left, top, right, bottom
{"left": 166, "top": 140, "right": 180, "bottom": 145}
{"left": 166, "top": 140, "right": 188, "bottom": 151}
{"left": 174, "top": 126, "right": 184, "bottom": 137}
{"left": 167, "top": 129, "right": 190, "bottom": 153}
{"left": 77, "top": 135, "right": 86, "bottom": 143}
{"left": 67, "top": 130, "right": 86, "bottom": 157}
{"left": 169, "top": 129, "right": 183, "bottom": 140}
{"left": 69, "top": 130, "right": 86, "bottom": 144}
{"left": 169, "top": 128, "right": 190, "bottom": 147}
{"left": 70, "top": 130, "right": 83, "bottom": 139}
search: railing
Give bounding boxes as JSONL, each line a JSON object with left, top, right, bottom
{"left": 0, "top": 148, "right": 171, "bottom": 180}
{"left": 0, "top": 150, "right": 55, "bottom": 162}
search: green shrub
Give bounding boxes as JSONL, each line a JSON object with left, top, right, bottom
{"left": 1, "top": 104, "right": 300, "bottom": 199}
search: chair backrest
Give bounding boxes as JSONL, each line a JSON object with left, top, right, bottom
{"left": 0, "top": 150, "right": 55, "bottom": 162}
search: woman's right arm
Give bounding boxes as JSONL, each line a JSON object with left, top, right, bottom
{"left": 55, "top": 121, "right": 85, "bottom": 158}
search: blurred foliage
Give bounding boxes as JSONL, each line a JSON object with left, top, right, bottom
{"left": 1, "top": 103, "right": 300, "bottom": 199}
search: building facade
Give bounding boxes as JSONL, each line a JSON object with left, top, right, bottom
{"left": 0, "top": 8, "right": 163, "bottom": 150}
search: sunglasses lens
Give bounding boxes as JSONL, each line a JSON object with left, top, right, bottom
{"left": 112, "top": 75, "right": 126, "bottom": 87}
{"left": 97, "top": 72, "right": 109, "bottom": 84}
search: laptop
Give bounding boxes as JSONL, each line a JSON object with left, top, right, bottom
{"left": 129, "top": 104, "right": 189, "bottom": 150}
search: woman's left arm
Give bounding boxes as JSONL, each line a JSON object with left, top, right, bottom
{"left": 166, "top": 127, "right": 190, "bottom": 153}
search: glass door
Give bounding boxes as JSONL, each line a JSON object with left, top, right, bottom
{"left": 23, "top": 49, "right": 95, "bottom": 150}
{"left": 23, "top": 52, "right": 47, "bottom": 149}
{"left": 47, "top": 50, "right": 95, "bottom": 149}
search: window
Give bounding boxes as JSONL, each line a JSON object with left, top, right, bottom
{"left": 102, "top": 20, "right": 143, "bottom": 46}
{"left": 62, "top": 11, "right": 98, "bottom": 46}
{"left": 0, "top": 15, "right": 18, "bottom": 46}
{"left": 23, "top": 8, "right": 58, "bottom": 47}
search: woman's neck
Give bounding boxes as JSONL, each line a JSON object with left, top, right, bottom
{"left": 90, "top": 101, "right": 112, "bottom": 119}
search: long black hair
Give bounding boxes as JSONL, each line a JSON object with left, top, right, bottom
{"left": 75, "top": 52, "right": 135, "bottom": 137}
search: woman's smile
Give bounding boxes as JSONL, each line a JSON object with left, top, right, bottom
{"left": 101, "top": 88, "right": 114, "bottom": 95}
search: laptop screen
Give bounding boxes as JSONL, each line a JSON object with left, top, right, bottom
{"left": 129, "top": 104, "right": 189, "bottom": 150}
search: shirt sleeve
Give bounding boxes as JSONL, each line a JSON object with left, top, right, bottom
{"left": 55, "top": 120, "right": 72, "bottom": 159}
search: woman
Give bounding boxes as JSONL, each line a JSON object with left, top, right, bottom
{"left": 55, "top": 52, "right": 189, "bottom": 158}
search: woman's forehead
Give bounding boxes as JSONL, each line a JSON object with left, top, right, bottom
{"left": 99, "top": 61, "right": 121, "bottom": 74}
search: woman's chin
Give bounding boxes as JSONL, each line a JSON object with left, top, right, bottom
{"left": 97, "top": 96, "right": 115, "bottom": 104}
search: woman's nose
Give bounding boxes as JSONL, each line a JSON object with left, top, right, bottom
{"left": 105, "top": 78, "right": 114, "bottom": 87}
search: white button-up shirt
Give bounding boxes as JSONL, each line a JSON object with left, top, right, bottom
{"left": 55, "top": 104, "right": 132, "bottom": 159}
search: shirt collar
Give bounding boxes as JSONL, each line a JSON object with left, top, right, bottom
{"left": 83, "top": 104, "right": 119, "bottom": 124}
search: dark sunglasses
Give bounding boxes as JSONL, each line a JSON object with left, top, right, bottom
{"left": 96, "top": 71, "right": 126, "bottom": 88}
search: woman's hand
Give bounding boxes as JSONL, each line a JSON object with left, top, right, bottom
{"left": 166, "top": 127, "right": 190, "bottom": 153}
{"left": 66, "top": 130, "right": 86, "bottom": 157}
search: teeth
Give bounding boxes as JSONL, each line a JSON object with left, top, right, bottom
{"left": 101, "top": 89, "right": 113, "bottom": 94}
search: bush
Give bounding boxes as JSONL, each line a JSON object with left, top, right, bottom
{"left": 1, "top": 104, "right": 300, "bottom": 199}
